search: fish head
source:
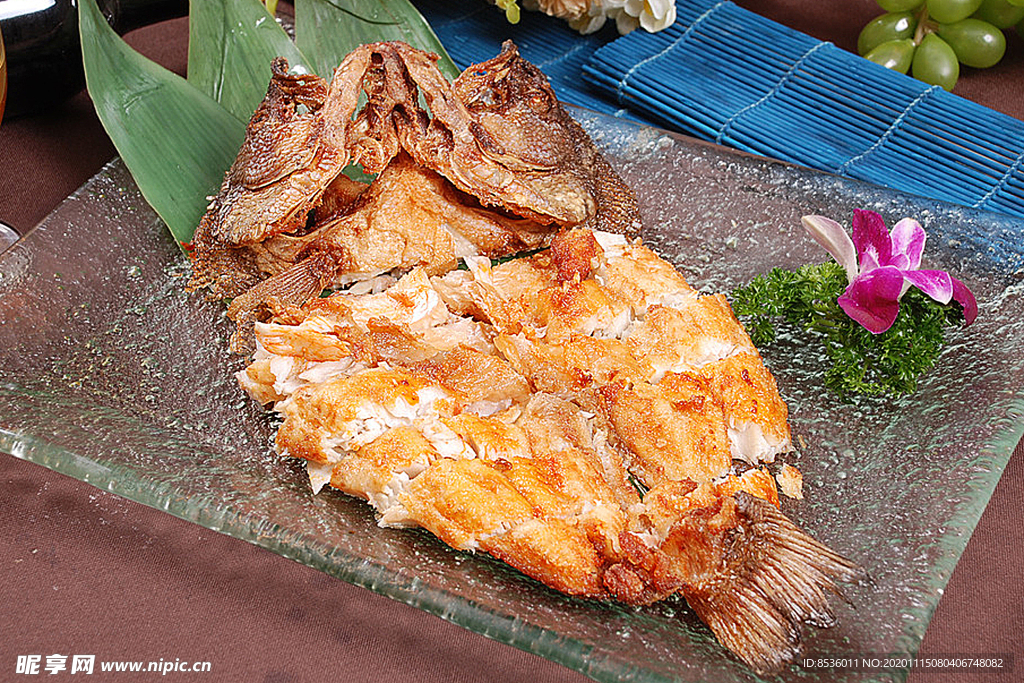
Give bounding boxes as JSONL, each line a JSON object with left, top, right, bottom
{"left": 211, "top": 58, "right": 330, "bottom": 246}
{"left": 443, "top": 41, "right": 638, "bottom": 234}
{"left": 451, "top": 41, "right": 575, "bottom": 174}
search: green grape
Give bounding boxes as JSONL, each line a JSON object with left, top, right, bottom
{"left": 973, "top": 0, "right": 1024, "bottom": 28}
{"left": 865, "top": 39, "right": 917, "bottom": 73}
{"left": 938, "top": 18, "right": 1007, "bottom": 67}
{"left": 1006, "top": 0, "right": 1024, "bottom": 6}
{"left": 926, "top": 0, "right": 984, "bottom": 22}
{"left": 876, "top": 0, "right": 925, "bottom": 9}
{"left": 858, "top": 12, "right": 918, "bottom": 55}
{"left": 912, "top": 33, "right": 960, "bottom": 89}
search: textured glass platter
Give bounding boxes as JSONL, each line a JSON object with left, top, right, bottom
{"left": 2, "top": 110, "right": 1023, "bottom": 683}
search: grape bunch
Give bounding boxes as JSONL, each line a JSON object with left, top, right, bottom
{"left": 858, "top": 0, "right": 1023, "bottom": 90}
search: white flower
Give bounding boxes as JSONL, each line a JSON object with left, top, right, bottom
{"left": 606, "top": 10, "right": 634, "bottom": 34}
{"left": 512, "top": 0, "right": 675, "bottom": 35}
{"left": 639, "top": 0, "right": 676, "bottom": 32}
{"left": 524, "top": 0, "right": 590, "bottom": 20}
{"left": 586, "top": 0, "right": 676, "bottom": 35}
{"left": 567, "top": 1, "right": 611, "bottom": 33}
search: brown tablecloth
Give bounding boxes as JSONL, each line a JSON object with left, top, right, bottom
{"left": 1, "top": 3, "right": 1022, "bottom": 681}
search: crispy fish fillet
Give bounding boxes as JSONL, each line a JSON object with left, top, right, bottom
{"left": 239, "top": 228, "right": 856, "bottom": 673}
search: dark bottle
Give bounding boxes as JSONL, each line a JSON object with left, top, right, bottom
{"left": 0, "top": 0, "right": 188, "bottom": 118}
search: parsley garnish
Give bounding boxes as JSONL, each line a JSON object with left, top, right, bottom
{"left": 730, "top": 262, "right": 964, "bottom": 398}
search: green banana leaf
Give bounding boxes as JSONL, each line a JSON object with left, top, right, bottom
{"left": 79, "top": 0, "right": 246, "bottom": 245}
{"left": 80, "top": 0, "right": 456, "bottom": 245}
{"left": 294, "top": 0, "right": 459, "bottom": 80}
{"left": 187, "top": 0, "right": 311, "bottom": 123}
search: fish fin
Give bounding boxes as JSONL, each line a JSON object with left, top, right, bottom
{"left": 226, "top": 252, "right": 338, "bottom": 352}
{"left": 187, "top": 217, "right": 265, "bottom": 299}
{"left": 675, "top": 492, "right": 859, "bottom": 674}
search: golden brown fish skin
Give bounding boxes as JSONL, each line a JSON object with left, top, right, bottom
{"left": 550, "top": 227, "right": 601, "bottom": 282}
{"left": 399, "top": 41, "right": 641, "bottom": 235}
{"left": 441, "top": 412, "right": 531, "bottom": 461}
{"left": 189, "top": 51, "right": 369, "bottom": 298}
{"left": 190, "top": 42, "right": 642, "bottom": 327}
{"left": 395, "top": 394, "right": 634, "bottom": 597}
{"left": 329, "top": 426, "right": 440, "bottom": 507}
{"left": 239, "top": 231, "right": 856, "bottom": 673}
{"left": 408, "top": 346, "right": 531, "bottom": 406}
{"left": 698, "top": 353, "right": 791, "bottom": 456}
{"left": 515, "top": 393, "right": 640, "bottom": 512}
{"left": 496, "top": 333, "right": 645, "bottom": 395}
{"left": 598, "top": 379, "right": 733, "bottom": 487}
{"left": 625, "top": 296, "right": 756, "bottom": 376}
{"left": 274, "top": 367, "right": 453, "bottom": 465}
{"left": 400, "top": 456, "right": 611, "bottom": 596}
{"left": 302, "top": 152, "right": 554, "bottom": 272}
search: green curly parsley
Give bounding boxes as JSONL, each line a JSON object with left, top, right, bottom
{"left": 730, "top": 262, "right": 964, "bottom": 398}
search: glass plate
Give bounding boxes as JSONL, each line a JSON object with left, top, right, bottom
{"left": 2, "top": 110, "right": 1023, "bottom": 683}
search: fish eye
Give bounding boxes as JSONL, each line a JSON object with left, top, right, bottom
{"left": 527, "top": 91, "right": 552, "bottom": 113}
{"left": 467, "top": 89, "right": 500, "bottom": 111}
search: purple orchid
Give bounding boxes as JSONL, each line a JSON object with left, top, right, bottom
{"left": 801, "top": 209, "right": 978, "bottom": 334}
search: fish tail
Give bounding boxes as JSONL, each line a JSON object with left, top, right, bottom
{"left": 678, "top": 491, "right": 859, "bottom": 674}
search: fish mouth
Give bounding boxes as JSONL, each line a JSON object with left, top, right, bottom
{"left": 475, "top": 141, "right": 560, "bottom": 174}
{"left": 468, "top": 111, "right": 568, "bottom": 174}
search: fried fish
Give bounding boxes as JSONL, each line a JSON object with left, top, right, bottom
{"left": 189, "top": 42, "right": 640, "bottom": 351}
{"left": 237, "top": 228, "right": 858, "bottom": 674}
{"left": 204, "top": 41, "right": 858, "bottom": 674}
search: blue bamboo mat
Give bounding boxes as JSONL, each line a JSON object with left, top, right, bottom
{"left": 415, "top": 0, "right": 1024, "bottom": 221}
{"left": 582, "top": 0, "right": 1024, "bottom": 219}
